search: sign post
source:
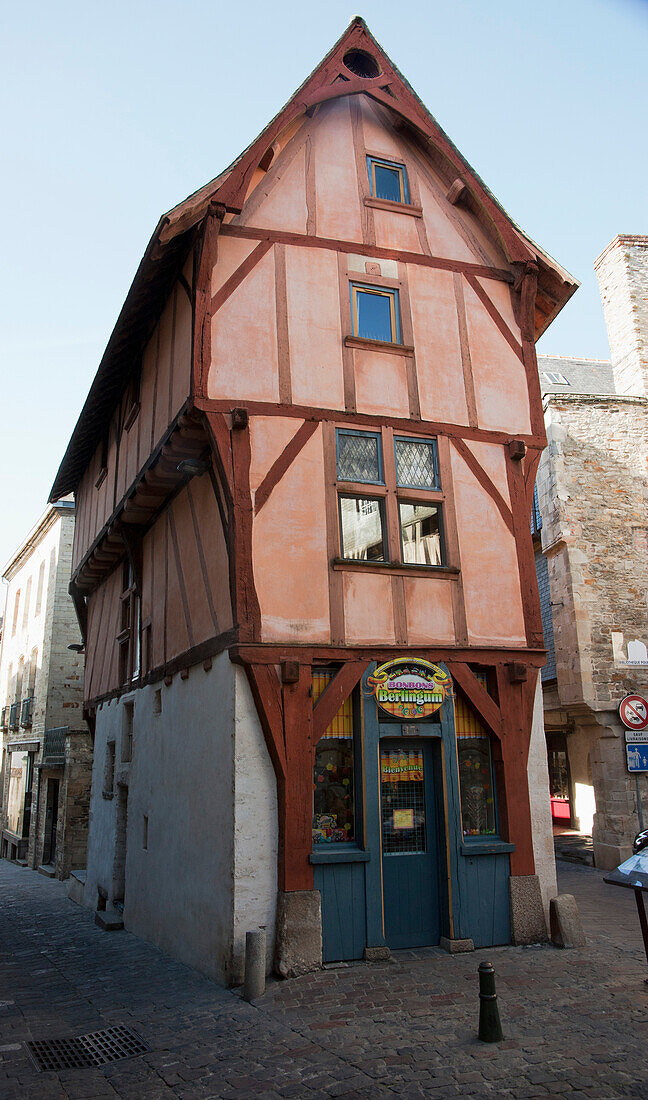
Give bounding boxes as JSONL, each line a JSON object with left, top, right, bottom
{"left": 618, "top": 693, "right": 648, "bottom": 830}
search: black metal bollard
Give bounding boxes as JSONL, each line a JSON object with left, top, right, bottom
{"left": 478, "top": 961, "right": 503, "bottom": 1042}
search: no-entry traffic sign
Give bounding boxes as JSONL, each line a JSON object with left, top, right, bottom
{"left": 619, "top": 694, "right": 648, "bottom": 731}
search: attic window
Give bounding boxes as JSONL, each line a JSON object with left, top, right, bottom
{"left": 343, "top": 49, "right": 381, "bottom": 79}
{"left": 542, "top": 371, "right": 570, "bottom": 386}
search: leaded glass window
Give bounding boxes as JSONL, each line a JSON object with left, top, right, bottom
{"left": 336, "top": 430, "right": 383, "bottom": 484}
{"left": 395, "top": 437, "right": 439, "bottom": 489}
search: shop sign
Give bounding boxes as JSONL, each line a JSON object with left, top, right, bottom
{"left": 368, "top": 658, "right": 451, "bottom": 720}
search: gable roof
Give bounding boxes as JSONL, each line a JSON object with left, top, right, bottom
{"left": 538, "top": 355, "right": 615, "bottom": 397}
{"left": 50, "top": 16, "right": 578, "bottom": 503}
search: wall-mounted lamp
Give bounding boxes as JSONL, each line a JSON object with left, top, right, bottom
{"left": 68, "top": 643, "right": 85, "bottom": 653}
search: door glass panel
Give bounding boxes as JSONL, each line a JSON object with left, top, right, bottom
{"left": 380, "top": 747, "right": 426, "bottom": 854}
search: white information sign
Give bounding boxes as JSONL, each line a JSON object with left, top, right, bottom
{"left": 625, "top": 728, "right": 648, "bottom": 744}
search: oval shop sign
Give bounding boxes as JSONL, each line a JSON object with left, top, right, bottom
{"left": 367, "top": 658, "right": 452, "bottom": 720}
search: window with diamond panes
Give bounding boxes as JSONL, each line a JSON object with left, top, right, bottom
{"left": 336, "top": 430, "right": 383, "bottom": 484}
{"left": 394, "top": 437, "right": 439, "bottom": 489}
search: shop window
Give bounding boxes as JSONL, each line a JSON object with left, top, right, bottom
{"left": 335, "top": 429, "right": 446, "bottom": 568}
{"left": 455, "top": 683, "right": 497, "bottom": 838}
{"left": 350, "top": 283, "right": 401, "bottom": 344}
{"left": 339, "top": 496, "right": 386, "bottom": 561}
{"left": 312, "top": 670, "right": 356, "bottom": 845}
{"left": 366, "top": 156, "right": 409, "bottom": 204}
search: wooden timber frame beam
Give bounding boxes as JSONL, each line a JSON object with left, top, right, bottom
{"left": 240, "top": 657, "right": 367, "bottom": 893}
{"left": 192, "top": 200, "right": 226, "bottom": 401}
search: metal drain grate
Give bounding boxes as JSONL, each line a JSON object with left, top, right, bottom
{"left": 27, "top": 1025, "right": 148, "bottom": 1072}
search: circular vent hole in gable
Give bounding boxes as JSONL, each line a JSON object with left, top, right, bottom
{"left": 343, "top": 49, "right": 381, "bottom": 79}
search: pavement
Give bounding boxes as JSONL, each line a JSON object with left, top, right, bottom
{"left": 0, "top": 860, "right": 647, "bottom": 1099}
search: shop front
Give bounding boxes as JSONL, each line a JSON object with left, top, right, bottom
{"left": 311, "top": 660, "right": 514, "bottom": 961}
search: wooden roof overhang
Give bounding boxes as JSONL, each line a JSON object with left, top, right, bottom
{"left": 50, "top": 16, "right": 578, "bottom": 505}
{"left": 72, "top": 407, "right": 210, "bottom": 595}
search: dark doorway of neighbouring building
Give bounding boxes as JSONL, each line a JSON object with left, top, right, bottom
{"left": 43, "top": 777, "right": 59, "bottom": 866}
{"left": 113, "top": 784, "right": 128, "bottom": 912}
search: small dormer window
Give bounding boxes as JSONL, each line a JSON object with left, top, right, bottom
{"left": 367, "top": 156, "right": 409, "bottom": 204}
{"left": 542, "top": 371, "right": 570, "bottom": 386}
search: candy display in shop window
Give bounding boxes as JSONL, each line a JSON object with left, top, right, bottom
{"left": 313, "top": 739, "right": 354, "bottom": 843}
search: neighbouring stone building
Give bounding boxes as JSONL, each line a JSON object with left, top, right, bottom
{"left": 0, "top": 501, "right": 93, "bottom": 878}
{"left": 534, "top": 235, "right": 648, "bottom": 869}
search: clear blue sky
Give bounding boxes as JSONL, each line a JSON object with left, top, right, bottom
{"left": 1, "top": 0, "right": 647, "bottom": 571}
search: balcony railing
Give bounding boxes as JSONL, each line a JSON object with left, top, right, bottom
{"left": 20, "top": 696, "right": 34, "bottom": 727}
{"left": 9, "top": 702, "right": 20, "bottom": 729}
{"left": 43, "top": 727, "right": 67, "bottom": 764}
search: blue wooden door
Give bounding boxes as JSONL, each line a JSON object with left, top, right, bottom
{"left": 380, "top": 740, "right": 441, "bottom": 949}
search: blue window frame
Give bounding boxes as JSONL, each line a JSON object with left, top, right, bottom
{"left": 336, "top": 429, "right": 384, "bottom": 484}
{"left": 366, "top": 156, "right": 410, "bottom": 203}
{"left": 350, "top": 283, "right": 401, "bottom": 344}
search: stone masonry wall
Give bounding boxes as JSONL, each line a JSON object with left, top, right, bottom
{"left": 538, "top": 396, "right": 648, "bottom": 710}
{"left": 595, "top": 236, "right": 648, "bottom": 399}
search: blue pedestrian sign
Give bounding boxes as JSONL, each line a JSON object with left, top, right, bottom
{"left": 626, "top": 743, "right": 648, "bottom": 772}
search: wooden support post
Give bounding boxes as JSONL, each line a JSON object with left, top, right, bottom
{"left": 281, "top": 664, "right": 314, "bottom": 892}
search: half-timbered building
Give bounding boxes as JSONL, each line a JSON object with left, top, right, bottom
{"left": 51, "top": 19, "right": 578, "bottom": 983}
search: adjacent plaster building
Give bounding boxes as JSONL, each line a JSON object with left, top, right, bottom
{"left": 51, "top": 20, "right": 577, "bottom": 983}
{"left": 535, "top": 235, "right": 648, "bottom": 869}
{"left": 0, "top": 501, "right": 92, "bottom": 878}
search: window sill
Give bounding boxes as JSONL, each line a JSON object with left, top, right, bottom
{"left": 344, "top": 336, "right": 414, "bottom": 357}
{"left": 364, "top": 197, "right": 423, "bottom": 217}
{"left": 310, "top": 847, "right": 371, "bottom": 864}
{"left": 332, "top": 557, "right": 459, "bottom": 578}
{"left": 460, "top": 840, "right": 515, "bottom": 856}
{"left": 95, "top": 467, "right": 108, "bottom": 490}
{"left": 102, "top": 790, "right": 114, "bottom": 801}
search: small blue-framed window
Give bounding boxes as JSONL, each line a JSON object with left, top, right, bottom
{"left": 336, "top": 428, "right": 384, "bottom": 484}
{"left": 366, "top": 156, "right": 410, "bottom": 203}
{"left": 394, "top": 436, "right": 440, "bottom": 490}
{"left": 350, "top": 283, "right": 401, "bottom": 344}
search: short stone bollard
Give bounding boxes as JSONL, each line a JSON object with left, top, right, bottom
{"left": 478, "top": 961, "right": 503, "bottom": 1042}
{"left": 243, "top": 929, "right": 266, "bottom": 1002}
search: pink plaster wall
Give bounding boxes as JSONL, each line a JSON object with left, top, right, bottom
{"left": 253, "top": 427, "right": 330, "bottom": 642}
{"left": 404, "top": 576, "right": 455, "bottom": 644}
{"left": 209, "top": 248, "right": 279, "bottom": 403}
{"left": 464, "top": 281, "right": 531, "bottom": 435}
{"left": 285, "top": 246, "right": 345, "bottom": 409}
{"left": 249, "top": 416, "right": 302, "bottom": 497}
{"left": 450, "top": 448, "right": 525, "bottom": 645}
{"left": 313, "top": 100, "right": 363, "bottom": 242}
{"left": 408, "top": 265, "right": 469, "bottom": 425}
{"left": 249, "top": 146, "right": 308, "bottom": 234}
{"left": 343, "top": 573, "right": 395, "bottom": 644}
{"left": 354, "top": 349, "right": 410, "bottom": 418}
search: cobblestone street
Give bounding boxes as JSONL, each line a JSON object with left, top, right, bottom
{"left": 0, "top": 860, "right": 646, "bottom": 1099}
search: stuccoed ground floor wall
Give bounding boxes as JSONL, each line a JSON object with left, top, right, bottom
{"left": 82, "top": 654, "right": 277, "bottom": 985}
{"left": 527, "top": 675, "right": 557, "bottom": 917}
